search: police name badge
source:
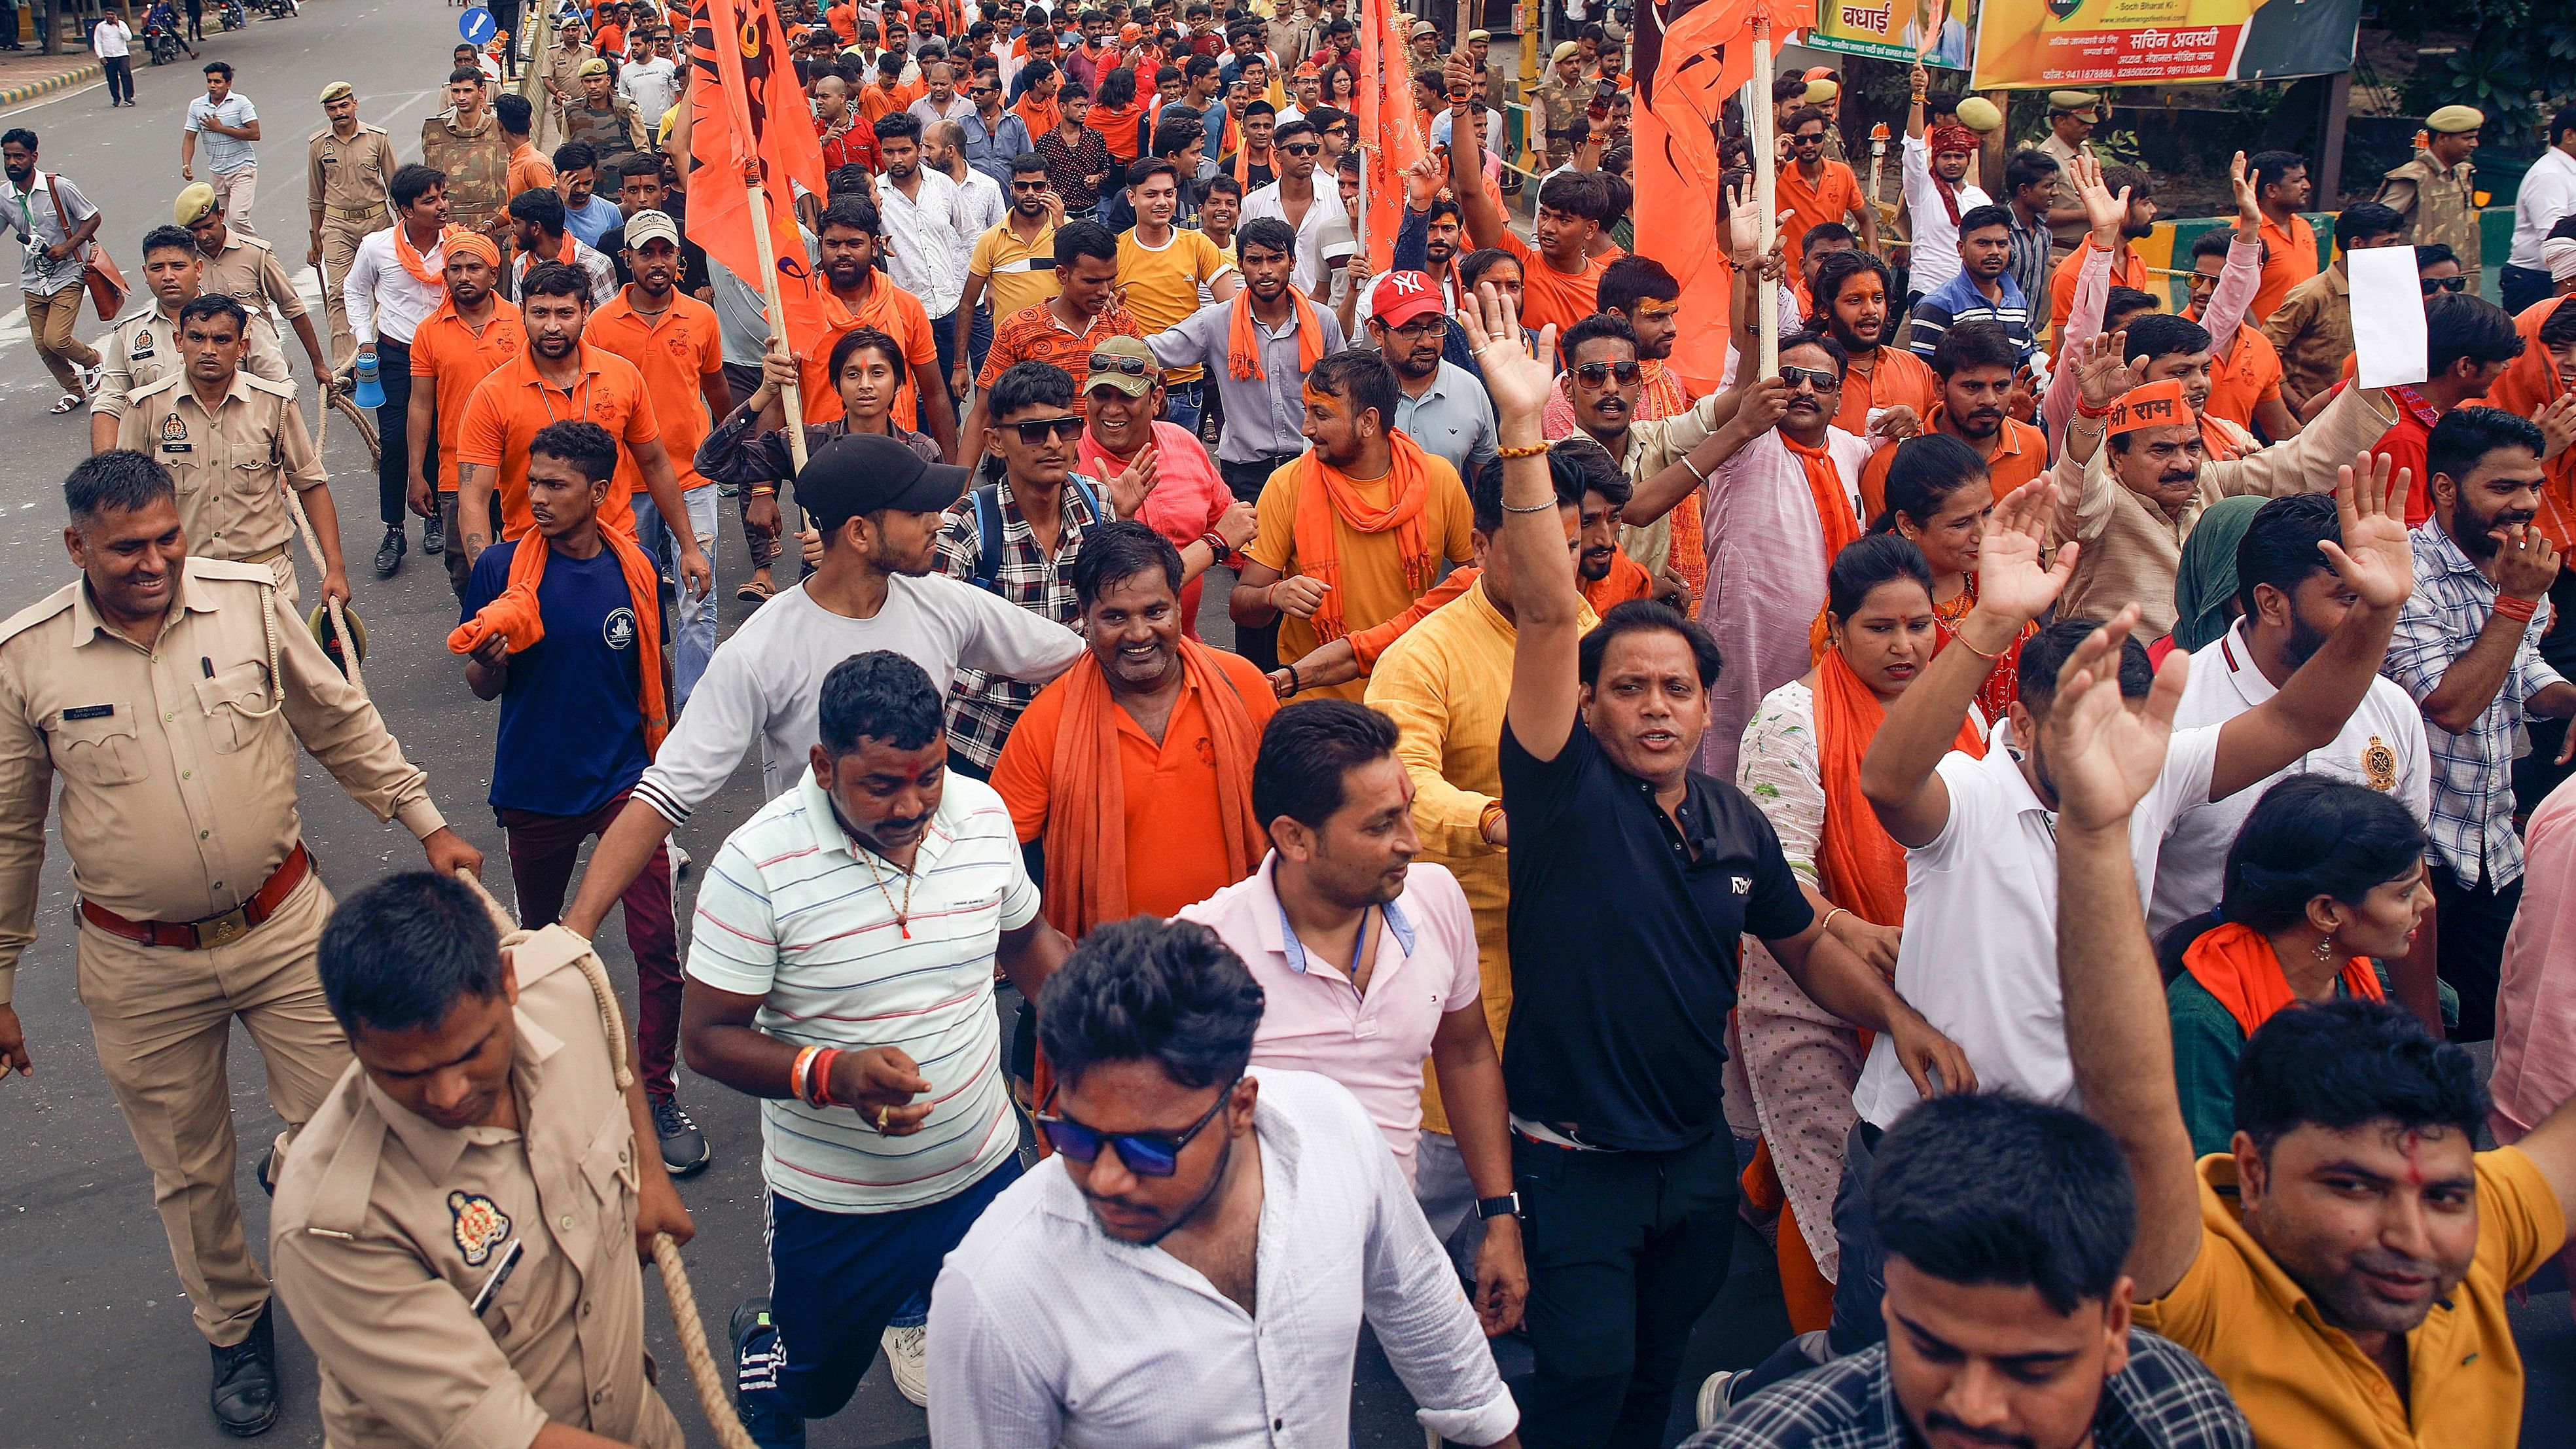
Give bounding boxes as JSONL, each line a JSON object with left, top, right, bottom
{"left": 159, "top": 414, "right": 191, "bottom": 454}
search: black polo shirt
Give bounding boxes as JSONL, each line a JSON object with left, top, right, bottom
{"left": 1498, "top": 717, "right": 1813, "bottom": 1153}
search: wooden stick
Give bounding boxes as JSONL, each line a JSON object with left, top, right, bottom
{"left": 744, "top": 173, "right": 811, "bottom": 534}
{"left": 1750, "top": 12, "right": 1779, "bottom": 380}
{"left": 283, "top": 403, "right": 363, "bottom": 696}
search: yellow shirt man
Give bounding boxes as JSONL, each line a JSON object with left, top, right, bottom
{"left": 1248, "top": 456, "right": 1475, "bottom": 700}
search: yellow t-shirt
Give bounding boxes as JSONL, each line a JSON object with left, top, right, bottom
{"left": 1248, "top": 457, "right": 1475, "bottom": 699}
{"left": 1115, "top": 226, "right": 1236, "bottom": 385}
{"left": 969, "top": 221, "right": 1062, "bottom": 324}
{"left": 2132, "top": 1147, "right": 2566, "bottom": 1449}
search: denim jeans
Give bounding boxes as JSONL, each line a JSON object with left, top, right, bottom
{"left": 628, "top": 487, "right": 718, "bottom": 717}
{"left": 1162, "top": 378, "right": 1205, "bottom": 433}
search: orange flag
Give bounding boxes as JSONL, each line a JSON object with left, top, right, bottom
{"left": 687, "top": 0, "right": 838, "bottom": 363}
{"left": 1635, "top": 0, "right": 1810, "bottom": 390}
{"left": 1353, "top": 0, "right": 1428, "bottom": 271}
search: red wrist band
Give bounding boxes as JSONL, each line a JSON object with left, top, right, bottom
{"left": 2494, "top": 594, "right": 2541, "bottom": 623}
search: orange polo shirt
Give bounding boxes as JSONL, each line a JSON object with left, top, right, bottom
{"left": 1495, "top": 230, "right": 1618, "bottom": 335}
{"left": 2198, "top": 318, "right": 2286, "bottom": 436}
{"left": 586, "top": 287, "right": 724, "bottom": 490}
{"left": 802, "top": 276, "right": 941, "bottom": 432}
{"left": 990, "top": 649, "right": 1280, "bottom": 919}
{"left": 1831, "top": 346, "right": 1939, "bottom": 440}
{"left": 507, "top": 143, "right": 558, "bottom": 198}
{"left": 454, "top": 342, "right": 662, "bottom": 541}
{"left": 410, "top": 298, "right": 529, "bottom": 494}
{"left": 2253, "top": 211, "right": 2318, "bottom": 327}
{"left": 1857, "top": 408, "right": 2047, "bottom": 522}
{"left": 2049, "top": 236, "right": 2152, "bottom": 340}
{"left": 1777, "top": 159, "right": 1863, "bottom": 276}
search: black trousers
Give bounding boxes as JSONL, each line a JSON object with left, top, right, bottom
{"left": 2431, "top": 857, "right": 2523, "bottom": 1042}
{"left": 101, "top": 55, "right": 132, "bottom": 103}
{"left": 1513, "top": 1128, "right": 1738, "bottom": 1449}
{"left": 489, "top": 0, "right": 520, "bottom": 67}
{"left": 2501, "top": 264, "right": 2556, "bottom": 317}
{"left": 1218, "top": 453, "right": 1300, "bottom": 672}
{"left": 373, "top": 336, "right": 431, "bottom": 530}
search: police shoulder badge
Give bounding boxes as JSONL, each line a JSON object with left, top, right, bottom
{"left": 2363, "top": 735, "right": 2398, "bottom": 793}
{"left": 447, "top": 1189, "right": 512, "bottom": 1266}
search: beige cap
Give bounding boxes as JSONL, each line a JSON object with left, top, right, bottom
{"left": 318, "top": 80, "right": 354, "bottom": 103}
{"left": 2047, "top": 89, "right": 2102, "bottom": 118}
{"left": 175, "top": 182, "right": 220, "bottom": 226}
{"left": 623, "top": 208, "right": 681, "bottom": 249}
{"left": 1466, "top": 27, "right": 1490, "bottom": 41}
{"left": 1551, "top": 40, "right": 1580, "bottom": 63}
{"left": 2427, "top": 104, "right": 2484, "bottom": 134}
{"left": 579, "top": 56, "right": 611, "bottom": 76}
{"left": 1803, "top": 79, "right": 1838, "bottom": 104}
{"left": 1955, "top": 95, "right": 2003, "bottom": 132}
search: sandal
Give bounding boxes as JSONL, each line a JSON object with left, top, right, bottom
{"left": 50, "top": 393, "right": 82, "bottom": 415}
{"left": 736, "top": 578, "right": 774, "bottom": 605}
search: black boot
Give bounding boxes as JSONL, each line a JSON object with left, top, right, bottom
{"left": 209, "top": 1303, "right": 279, "bottom": 1436}
{"left": 373, "top": 526, "right": 405, "bottom": 577}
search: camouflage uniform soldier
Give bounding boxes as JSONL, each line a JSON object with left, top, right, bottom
{"left": 421, "top": 67, "right": 514, "bottom": 247}
{"left": 2376, "top": 104, "right": 2484, "bottom": 285}
{"left": 562, "top": 58, "right": 647, "bottom": 160}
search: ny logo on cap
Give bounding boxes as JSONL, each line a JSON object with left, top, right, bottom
{"left": 1384, "top": 272, "right": 1427, "bottom": 296}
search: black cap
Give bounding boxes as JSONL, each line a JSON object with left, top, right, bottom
{"left": 797, "top": 434, "right": 971, "bottom": 533}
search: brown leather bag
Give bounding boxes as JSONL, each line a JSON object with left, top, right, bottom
{"left": 41, "top": 173, "right": 125, "bottom": 320}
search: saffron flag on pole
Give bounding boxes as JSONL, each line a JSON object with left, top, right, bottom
{"left": 686, "top": 0, "right": 834, "bottom": 355}
{"left": 1354, "top": 0, "right": 1428, "bottom": 271}
{"left": 1634, "top": 0, "right": 1810, "bottom": 389}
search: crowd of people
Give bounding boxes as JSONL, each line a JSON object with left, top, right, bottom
{"left": 8, "top": 1, "right": 2576, "bottom": 1446}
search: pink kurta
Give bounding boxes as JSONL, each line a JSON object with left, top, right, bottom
{"left": 2491, "top": 771, "right": 2576, "bottom": 1141}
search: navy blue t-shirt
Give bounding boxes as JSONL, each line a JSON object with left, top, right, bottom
{"left": 462, "top": 540, "right": 652, "bottom": 818}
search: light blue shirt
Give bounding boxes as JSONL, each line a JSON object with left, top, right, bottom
{"left": 565, "top": 194, "right": 625, "bottom": 249}
{"left": 186, "top": 93, "right": 259, "bottom": 175}
{"left": 1390, "top": 359, "right": 1497, "bottom": 483}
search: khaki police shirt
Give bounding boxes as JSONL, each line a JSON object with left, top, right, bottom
{"left": 202, "top": 230, "right": 312, "bottom": 325}
{"left": 2260, "top": 264, "right": 2353, "bottom": 413}
{"left": 115, "top": 370, "right": 329, "bottom": 565}
{"left": 92, "top": 298, "right": 293, "bottom": 424}
{"left": 272, "top": 925, "right": 685, "bottom": 1449}
{"left": 2376, "top": 152, "right": 2480, "bottom": 275}
{"left": 0, "top": 559, "right": 446, "bottom": 1000}
{"left": 308, "top": 122, "right": 399, "bottom": 223}
{"left": 2037, "top": 133, "right": 2095, "bottom": 255}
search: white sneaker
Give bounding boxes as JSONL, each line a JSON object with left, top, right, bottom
{"left": 882, "top": 1322, "right": 928, "bottom": 1407}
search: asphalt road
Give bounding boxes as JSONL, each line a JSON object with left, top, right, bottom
{"left": 3, "top": 5, "right": 2575, "bottom": 1446}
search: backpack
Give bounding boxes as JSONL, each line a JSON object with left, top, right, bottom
{"left": 967, "top": 474, "right": 1102, "bottom": 594}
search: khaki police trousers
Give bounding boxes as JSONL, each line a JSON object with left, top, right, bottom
{"left": 76, "top": 872, "right": 348, "bottom": 1348}
{"left": 316, "top": 213, "right": 389, "bottom": 371}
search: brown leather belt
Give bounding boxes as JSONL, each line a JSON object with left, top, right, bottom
{"left": 80, "top": 843, "right": 312, "bottom": 950}
{"left": 240, "top": 542, "right": 289, "bottom": 565}
{"left": 324, "top": 204, "right": 387, "bottom": 222}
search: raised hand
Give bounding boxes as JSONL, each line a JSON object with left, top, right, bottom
{"left": 2069, "top": 331, "right": 2139, "bottom": 412}
{"left": 1973, "top": 477, "right": 2079, "bottom": 628}
{"left": 2496, "top": 524, "right": 2564, "bottom": 603}
{"left": 2039, "top": 604, "right": 2187, "bottom": 831}
{"left": 2319, "top": 450, "right": 2416, "bottom": 611}
{"left": 1107, "top": 442, "right": 1160, "bottom": 519}
{"left": 1724, "top": 174, "right": 1759, "bottom": 266}
{"left": 2228, "top": 150, "right": 2261, "bottom": 234}
{"left": 1735, "top": 374, "right": 1793, "bottom": 437}
{"left": 1456, "top": 280, "right": 1555, "bottom": 426}
{"left": 2535, "top": 393, "right": 2576, "bottom": 463}
{"left": 2070, "top": 151, "right": 2128, "bottom": 243}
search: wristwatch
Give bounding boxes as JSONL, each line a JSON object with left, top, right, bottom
{"left": 1475, "top": 1192, "right": 1522, "bottom": 1221}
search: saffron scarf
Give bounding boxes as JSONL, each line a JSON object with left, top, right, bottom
{"left": 1291, "top": 429, "right": 1440, "bottom": 641}
{"left": 394, "top": 222, "right": 462, "bottom": 286}
{"left": 1227, "top": 283, "right": 1324, "bottom": 380}
{"left": 1781, "top": 431, "right": 1861, "bottom": 562}
{"left": 447, "top": 529, "right": 669, "bottom": 753}
{"left": 2488, "top": 296, "right": 2576, "bottom": 548}
{"left": 1810, "top": 649, "right": 1984, "bottom": 928}
{"left": 1040, "top": 639, "right": 1266, "bottom": 938}
{"left": 1015, "top": 90, "right": 1062, "bottom": 139}
{"left": 2181, "top": 920, "right": 2384, "bottom": 1040}
{"left": 1090, "top": 96, "right": 1149, "bottom": 160}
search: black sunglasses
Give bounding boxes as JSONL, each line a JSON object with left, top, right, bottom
{"left": 1087, "top": 351, "right": 1155, "bottom": 376}
{"left": 1281, "top": 141, "right": 1321, "bottom": 156}
{"left": 1780, "top": 365, "right": 1840, "bottom": 391}
{"left": 1036, "top": 1081, "right": 1234, "bottom": 1175}
{"left": 1007, "top": 414, "right": 1087, "bottom": 443}
{"left": 1574, "top": 359, "right": 1641, "bottom": 387}
{"left": 2421, "top": 275, "right": 2468, "bottom": 295}
{"left": 1012, "top": 178, "right": 1051, "bottom": 191}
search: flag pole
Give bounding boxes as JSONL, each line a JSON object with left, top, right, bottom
{"left": 745, "top": 170, "right": 812, "bottom": 533}
{"left": 1750, "top": 10, "right": 1779, "bottom": 380}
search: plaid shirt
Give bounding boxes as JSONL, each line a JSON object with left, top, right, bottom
{"left": 1686, "top": 1334, "right": 2251, "bottom": 1449}
{"left": 935, "top": 473, "right": 1107, "bottom": 770}
{"left": 2382, "top": 521, "right": 2567, "bottom": 888}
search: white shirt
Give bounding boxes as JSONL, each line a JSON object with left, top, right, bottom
{"left": 630, "top": 574, "right": 1082, "bottom": 824}
{"left": 92, "top": 18, "right": 130, "bottom": 58}
{"left": 948, "top": 165, "right": 1008, "bottom": 252}
{"left": 2510, "top": 145, "right": 2576, "bottom": 270}
{"left": 1238, "top": 175, "right": 1349, "bottom": 296}
{"left": 687, "top": 770, "right": 1035, "bottom": 1211}
{"left": 1851, "top": 719, "right": 2221, "bottom": 1128}
{"left": 343, "top": 226, "right": 448, "bottom": 345}
{"left": 876, "top": 164, "right": 969, "bottom": 317}
{"left": 1898, "top": 132, "right": 1992, "bottom": 296}
{"left": 617, "top": 55, "right": 681, "bottom": 124}
{"left": 925, "top": 1067, "right": 1520, "bottom": 1449}
{"left": 2148, "top": 620, "right": 2432, "bottom": 939}
{"left": 1430, "top": 107, "right": 1501, "bottom": 150}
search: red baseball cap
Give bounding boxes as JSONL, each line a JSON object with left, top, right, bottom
{"left": 1370, "top": 271, "right": 1445, "bottom": 329}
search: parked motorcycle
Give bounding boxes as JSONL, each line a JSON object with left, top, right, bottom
{"left": 216, "top": 0, "right": 247, "bottom": 30}
{"left": 250, "top": 0, "right": 296, "bottom": 18}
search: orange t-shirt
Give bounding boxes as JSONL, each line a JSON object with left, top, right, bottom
{"left": 585, "top": 289, "right": 726, "bottom": 490}
{"left": 1581, "top": 548, "right": 1654, "bottom": 615}
{"left": 857, "top": 84, "right": 899, "bottom": 124}
{"left": 2253, "top": 212, "right": 2318, "bottom": 327}
{"left": 1496, "top": 230, "right": 1617, "bottom": 334}
{"left": 989, "top": 649, "right": 1280, "bottom": 919}
{"left": 593, "top": 23, "right": 624, "bottom": 58}
{"left": 1856, "top": 410, "right": 2047, "bottom": 522}
{"left": 2048, "top": 237, "right": 2151, "bottom": 340}
{"left": 1831, "top": 346, "right": 1939, "bottom": 439}
{"left": 2202, "top": 323, "right": 2286, "bottom": 435}
{"left": 410, "top": 299, "right": 529, "bottom": 494}
{"left": 507, "top": 143, "right": 558, "bottom": 198}
{"left": 826, "top": 2, "right": 857, "bottom": 42}
{"left": 454, "top": 342, "right": 663, "bottom": 541}
{"left": 1778, "top": 159, "right": 1863, "bottom": 276}
{"left": 801, "top": 277, "right": 942, "bottom": 431}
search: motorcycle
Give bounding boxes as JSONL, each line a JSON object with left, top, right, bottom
{"left": 216, "top": 0, "right": 246, "bottom": 29}
{"left": 250, "top": 0, "right": 296, "bottom": 18}
{"left": 142, "top": 20, "right": 187, "bottom": 62}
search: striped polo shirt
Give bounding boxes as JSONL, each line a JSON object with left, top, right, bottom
{"left": 687, "top": 768, "right": 1037, "bottom": 1213}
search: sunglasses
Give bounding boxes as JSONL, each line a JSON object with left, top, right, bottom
{"left": 1574, "top": 359, "right": 1641, "bottom": 387}
{"left": 1036, "top": 1081, "right": 1234, "bottom": 1175}
{"left": 1281, "top": 141, "right": 1321, "bottom": 156}
{"left": 2420, "top": 276, "right": 2468, "bottom": 295}
{"left": 1087, "top": 351, "right": 1155, "bottom": 377}
{"left": 1007, "top": 415, "right": 1088, "bottom": 443}
{"left": 1791, "top": 132, "right": 1826, "bottom": 145}
{"left": 1780, "top": 365, "right": 1840, "bottom": 391}
{"left": 1012, "top": 179, "right": 1052, "bottom": 191}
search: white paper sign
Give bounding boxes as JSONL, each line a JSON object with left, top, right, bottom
{"left": 2348, "top": 245, "right": 2429, "bottom": 391}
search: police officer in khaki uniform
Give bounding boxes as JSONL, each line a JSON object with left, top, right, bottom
{"left": 92, "top": 223, "right": 292, "bottom": 454}
{"left": 0, "top": 454, "right": 483, "bottom": 1437}
{"left": 306, "top": 81, "right": 398, "bottom": 372}
{"left": 2034, "top": 90, "right": 2102, "bottom": 259}
{"left": 113, "top": 293, "right": 351, "bottom": 608}
{"left": 180, "top": 181, "right": 333, "bottom": 391}
{"left": 2376, "top": 103, "right": 2485, "bottom": 286}
{"left": 273, "top": 876, "right": 692, "bottom": 1449}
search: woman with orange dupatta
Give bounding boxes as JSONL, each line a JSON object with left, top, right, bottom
{"left": 1732, "top": 534, "right": 1986, "bottom": 1331}
{"left": 2153, "top": 776, "right": 2429, "bottom": 1158}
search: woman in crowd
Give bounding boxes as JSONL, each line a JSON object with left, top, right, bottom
{"left": 2154, "top": 776, "right": 2428, "bottom": 1157}
{"left": 1321, "top": 61, "right": 1357, "bottom": 109}
{"left": 1734, "top": 533, "right": 1988, "bottom": 1330}
{"left": 1866, "top": 434, "right": 2031, "bottom": 725}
